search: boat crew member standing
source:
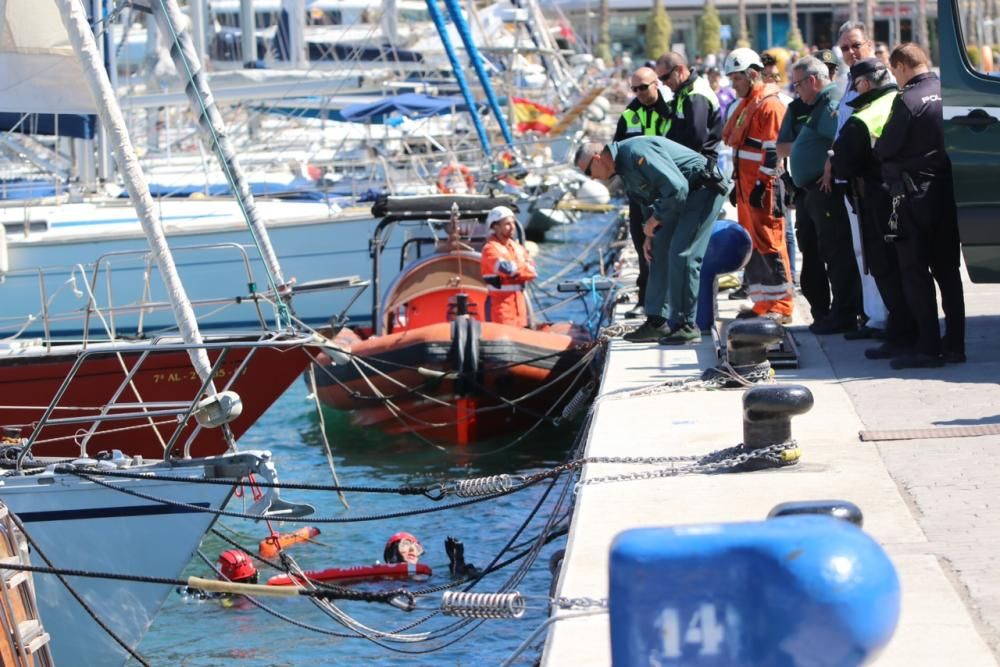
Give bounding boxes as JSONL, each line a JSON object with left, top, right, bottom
{"left": 480, "top": 206, "right": 537, "bottom": 328}
{"left": 876, "top": 43, "right": 966, "bottom": 369}
{"left": 721, "top": 48, "right": 794, "bottom": 322}
{"left": 574, "top": 137, "right": 730, "bottom": 345}
{"left": 830, "top": 57, "right": 914, "bottom": 360}
{"left": 613, "top": 66, "right": 674, "bottom": 319}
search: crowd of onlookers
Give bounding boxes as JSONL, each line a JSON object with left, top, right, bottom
{"left": 594, "top": 22, "right": 964, "bottom": 369}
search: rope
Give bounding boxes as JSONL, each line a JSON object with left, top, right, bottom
{"left": 64, "top": 469, "right": 537, "bottom": 523}
{"left": 6, "top": 511, "right": 152, "bottom": 667}
{"left": 307, "top": 365, "right": 349, "bottom": 510}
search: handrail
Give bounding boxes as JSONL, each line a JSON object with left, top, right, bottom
{"left": 13, "top": 333, "right": 317, "bottom": 470}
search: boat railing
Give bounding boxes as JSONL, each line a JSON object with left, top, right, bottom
{"left": 0, "top": 242, "right": 274, "bottom": 347}
{"left": 82, "top": 242, "right": 268, "bottom": 344}
{"left": 14, "top": 332, "right": 318, "bottom": 469}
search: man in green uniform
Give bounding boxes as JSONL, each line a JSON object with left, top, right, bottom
{"left": 575, "top": 137, "right": 730, "bottom": 344}
{"left": 614, "top": 66, "right": 674, "bottom": 319}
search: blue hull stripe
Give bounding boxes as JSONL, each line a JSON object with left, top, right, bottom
{"left": 16, "top": 502, "right": 211, "bottom": 523}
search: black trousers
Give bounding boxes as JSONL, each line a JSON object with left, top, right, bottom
{"left": 893, "top": 178, "right": 965, "bottom": 356}
{"left": 803, "top": 185, "right": 862, "bottom": 324}
{"left": 856, "top": 187, "right": 915, "bottom": 347}
{"left": 793, "top": 188, "right": 830, "bottom": 320}
{"left": 628, "top": 199, "right": 649, "bottom": 304}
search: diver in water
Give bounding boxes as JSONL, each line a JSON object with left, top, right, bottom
{"left": 383, "top": 532, "right": 479, "bottom": 578}
{"left": 178, "top": 549, "right": 258, "bottom": 603}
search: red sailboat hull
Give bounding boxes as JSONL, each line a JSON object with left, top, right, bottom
{"left": 0, "top": 340, "right": 311, "bottom": 459}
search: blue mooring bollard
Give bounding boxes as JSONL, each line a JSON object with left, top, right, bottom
{"left": 695, "top": 220, "right": 753, "bottom": 332}
{"left": 609, "top": 515, "right": 901, "bottom": 666}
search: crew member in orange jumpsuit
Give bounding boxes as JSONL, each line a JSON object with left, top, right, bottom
{"left": 480, "top": 206, "right": 537, "bottom": 327}
{"left": 722, "top": 48, "right": 794, "bottom": 320}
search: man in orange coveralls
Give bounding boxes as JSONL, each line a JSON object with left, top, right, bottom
{"left": 480, "top": 206, "right": 537, "bottom": 327}
{"left": 722, "top": 47, "right": 794, "bottom": 321}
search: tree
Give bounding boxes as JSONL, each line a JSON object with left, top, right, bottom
{"left": 698, "top": 0, "right": 722, "bottom": 58}
{"left": 863, "top": 0, "right": 875, "bottom": 40}
{"left": 596, "top": 0, "right": 611, "bottom": 62}
{"left": 736, "top": 0, "right": 750, "bottom": 48}
{"left": 645, "top": 0, "right": 672, "bottom": 61}
{"left": 915, "top": 0, "right": 929, "bottom": 48}
{"left": 786, "top": 0, "right": 804, "bottom": 52}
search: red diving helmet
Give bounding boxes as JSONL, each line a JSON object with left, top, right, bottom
{"left": 384, "top": 532, "right": 424, "bottom": 564}
{"left": 217, "top": 549, "right": 258, "bottom": 584}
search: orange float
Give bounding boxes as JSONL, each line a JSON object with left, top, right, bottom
{"left": 259, "top": 526, "right": 321, "bottom": 558}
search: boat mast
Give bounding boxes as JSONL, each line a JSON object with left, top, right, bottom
{"left": 442, "top": 0, "right": 515, "bottom": 148}
{"left": 150, "top": 0, "right": 291, "bottom": 328}
{"left": 425, "top": 0, "right": 493, "bottom": 157}
{"left": 55, "top": 0, "right": 217, "bottom": 390}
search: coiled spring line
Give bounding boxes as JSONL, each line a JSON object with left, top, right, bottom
{"left": 561, "top": 380, "right": 595, "bottom": 421}
{"left": 441, "top": 591, "right": 526, "bottom": 619}
{"left": 454, "top": 474, "right": 523, "bottom": 497}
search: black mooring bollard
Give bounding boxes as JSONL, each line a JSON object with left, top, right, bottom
{"left": 743, "top": 384, "right": 814, "bottom": 449}
{"left": 727, "top": 318, "right": 784, "bottom": 366}
{"left": 767, "top": 499, "right": 864, "bottom": 527}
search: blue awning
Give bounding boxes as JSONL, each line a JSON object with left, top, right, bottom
{"left": 339, "top": 93, "right": 481, "bottom": 122}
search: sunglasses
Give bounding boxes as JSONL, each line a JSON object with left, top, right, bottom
{"left": 658, "top": 68, "right": 676, "bottom": 83}
{"left": 791, "top": 76, "right": 811, "bottom": 89}
{"left": 631, "top": 82, "right": 655, "bottom": 93}
{"left": 398, "top": 538, "right": 424, "bottom": 556}
{"left": 583, "top": 155, "right": 597, "bottom": 177}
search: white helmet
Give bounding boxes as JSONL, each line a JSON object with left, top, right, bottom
{"left": 723, "top": 48, "right": 763, "bottom": 75}
{"left": 487, "top": 205, "right": 515, "bottom": 226}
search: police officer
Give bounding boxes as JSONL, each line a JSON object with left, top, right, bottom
{"left": 654, "top": 52, "right": 723, "bottom": 159}
{"left": 876, "top": 43, "right": 965, "bottom": 369}
{"left": 831, "top": 58, "right": 914, "bottom": 360}
{"left": 613, "top": 66, "right": 673, "bottom": 319}
{"left": 575, "top": 137, "right": 730, "bottom": 344}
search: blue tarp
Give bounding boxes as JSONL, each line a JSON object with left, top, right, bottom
{"left": 339, "top": 93, "right": 480, "bottom": 122}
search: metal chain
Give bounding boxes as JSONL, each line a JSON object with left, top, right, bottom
{"left": 617, "top": 361, "right": 774, "bottom": 399}
{"left": 576, "top": 441, "right": 798, "bottom": 487}
{"left": 553, "top": 596, "right": 608, "bottom": 610}
{"left": 888, "top": 194, "right": 903, "bottom": 233}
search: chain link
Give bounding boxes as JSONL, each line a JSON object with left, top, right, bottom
{"left": 617, "top": 361, "right": 774, "bottom": 399}
{"left": 554, "top": 596, "right": 608, "bottom": 610}
{"left": 576, "top": 441, "right": 799, "bottom": 487}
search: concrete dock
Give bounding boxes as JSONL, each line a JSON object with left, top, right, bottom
{"left": 543, "top": 273, "right": 1000, "bottom": 665}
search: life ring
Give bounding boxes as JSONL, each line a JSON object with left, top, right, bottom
{"left": 267, "top": 562, "right": 432, "bottom": 586}
{"left": 437, "top": 163, "right": 475, "bottom": 194}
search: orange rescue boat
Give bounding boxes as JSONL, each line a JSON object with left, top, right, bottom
{"left": 311, "top": 195, "right": 598, "bottom": 445}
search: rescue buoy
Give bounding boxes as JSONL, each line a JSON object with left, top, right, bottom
{"left": 266, "top": 562, "right": 432, "bottom": 586}
{"left": 259, "top": 526, "right": 321, "bottom": 558}
{"left": 436, "top": 163, "right": 475, "bottom": 194}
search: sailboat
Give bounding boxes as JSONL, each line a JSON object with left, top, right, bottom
{"left": 0, "top": 2, "right": 315, "bottom": 664}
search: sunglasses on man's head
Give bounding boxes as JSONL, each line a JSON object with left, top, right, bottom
{"left": 631, "top": 82, "right": 655, "bottom": 93}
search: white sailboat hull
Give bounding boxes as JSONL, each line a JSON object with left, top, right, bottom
{"left": 0, "top": 198, "right": 404, "bottom": 337}
{"left": 0, "top": 451, "right": 276, "bottom": 666}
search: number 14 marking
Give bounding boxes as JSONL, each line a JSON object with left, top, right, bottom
{"left": 658, "top": 604, "right": 727, "bottom": 658}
